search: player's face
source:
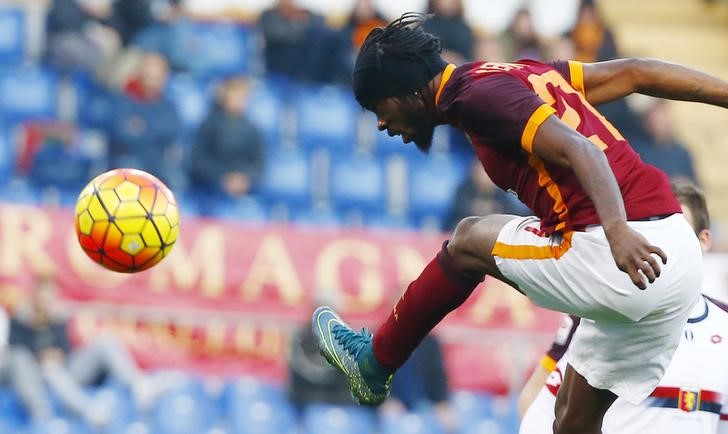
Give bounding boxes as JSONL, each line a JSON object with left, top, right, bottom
{"left": 373, "top": 95, "right": 435, "bottom": 153}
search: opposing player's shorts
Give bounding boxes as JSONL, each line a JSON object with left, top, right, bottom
{"left": 493, "top": 214, "right": 702, "bottom": 404}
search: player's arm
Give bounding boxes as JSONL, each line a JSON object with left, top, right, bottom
{"left": 531, "top": 116, "right": 667, "bottom": 289}
{"left": 518, "top": 363, "right": 552, "bottom": 418}
{"left": 581, "top": 58, "right": 728, "bottom": 107}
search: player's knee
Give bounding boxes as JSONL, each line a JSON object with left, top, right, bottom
{"left": 448, "top": 216, "right": 487, "bottom": 267}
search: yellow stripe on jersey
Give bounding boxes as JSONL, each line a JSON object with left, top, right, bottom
{"left": 435, "top": 63, "right": 457, "bottom": 107}
{"left": 521, "top": 104, "right": 556, "bottom": 154}
{"left": 540, "top": 355, "right": 558, "bottom": 372}
{"left": 491, "top": 232, "right": 573, "bottom": 260}
{"left": 568, "top": 60, "right": 585, "bottom": 96}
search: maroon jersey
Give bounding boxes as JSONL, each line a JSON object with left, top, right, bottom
{"left": 436, "top": 60, "right": 681, "bottom": 234}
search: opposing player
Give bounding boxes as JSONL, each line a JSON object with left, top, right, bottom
{"left": 312, "top": 13, "right": 728, "bottom": 434}
{"left": 519, "top": 182, "right": 728, "bottom": 433}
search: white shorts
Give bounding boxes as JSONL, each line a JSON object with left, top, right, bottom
{"left": 493, "top": 214, "right": 702, "bottom": 404}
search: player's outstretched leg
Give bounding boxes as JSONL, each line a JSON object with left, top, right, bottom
{"left": 552, "top": 364, "right": 617, "bottom": 434}
{"left": 312, "top": 306, "right": 393, "bottom": 406}
{"left": 312, "top": 215, "right": 517, "bottom": 406}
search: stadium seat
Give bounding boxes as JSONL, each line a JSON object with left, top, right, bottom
{"left": 29, "top": 417, "right": 94, "bottom": 434}
{"left": 229, "top": 397, "right": 296, "bottom": 434}
{"left": 406, "top": 152, "right": 465, "bottom": 226}
{"left": 302, "top": 404, "right": 376, "bottom": 434}
{"left": 0, "top": 66, "right": 57, "bottom": 122}
{"left": 73, "top": 76, "right": 115, "bottom": 130}
{"left": 0, "top": 8, "right": 25, "bottom": 65}
{"left": 246, "top": 78, "right": 287, "bottom": 146}
{"left": 380, "top": 411, "right": 446, "bottom": 434}
{"left": 0, "top": 387, "right": 28, "bottom": 428}
{"left": 0, "top": 123, "right": 15, "bottom": 184}
{"left": 151, "top": 377, "right": 216, "bottom": 434}
{"left": 167, "top": 20, "right": 255, "bottom": 79}
{"left": 210, "top": 196, "right": 268, "bottom": 222}
{"left": 165, "top": 73, "right": 211, "bottom": 141}
{"left": 291, "top": 204, "right": 343, "bottom": 228}
{"left": 329, "top": 153, "right": 385, "bottom": 215}
{"left": 451, "top": 391, "right": 496, "bottom": 424}
{"left": 259, "top": 148, "right": 311, "bottom": 207}
{"left": 294, "top": 84, "right": 358, "bottom": 151}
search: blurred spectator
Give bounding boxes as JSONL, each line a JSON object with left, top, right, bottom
{"left": 424, "top": 0, "right": 475, "bottom": 64}
{"left": 569, "top": 0, "right": 618, "bottom": 62}
{"left": 45, "top": 0, "right": 120, "bottom": 75}
{"left": 110, "top": 0, "right": 181, "bottom": 47}
{"left": 107, "top": 51, "right": 182, "bottom": 189}
{"left": 16, "top": 121, "right": 94, "bottom": 195}
{"left": 444, "top": 159, "right": 531, "bottom": 231}
{"left": 382, "top": 334, "right": 459, "bottom": 433}
{"left": 187, "top": 77, "right": 264, "bottom": 210}
{"left": 631, "top": 99, "right": 698, "bottom": 183}
{"left": 288, "top": 294, "right": 351, "bottom": 408}
{"left": 329, "top": 0, "right": 388, "bottom": 83}
{"left": 500, "top": 9, "right": 544, "bottom": 61}
{"left": 6, "top": 276, "right": 162, "bottom": 427}
{"left": 259, "top": 0, "right": 332, "bottom": 82}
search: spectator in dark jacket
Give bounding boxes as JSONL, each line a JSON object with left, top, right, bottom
{"left": 187, "top": 77, "right": 264, "bottom": 209}
{"left": 107, "top": 51, "right": 182, "bottom": 188}
{"left": 259, "top": 0, "right": 331, "bottom": 82}
{"left": 424, "top": 0, "right": 475, "bottom": 64}
{"left": 631, "top": 99, "right": 698, "bottom": 183}
{"left": 444, "top": 159, "right": 531, "bottom": 231}
{"left": 45, "top": 0, "right": 118, "bottom": 74}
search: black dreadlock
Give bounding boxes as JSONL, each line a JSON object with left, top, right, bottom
{"left": 352, "top": 12, "right": 448, "bottom": 108}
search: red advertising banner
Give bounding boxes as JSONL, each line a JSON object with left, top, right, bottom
{"left": 0, "top": 204, "right": 563, "bottom": 393}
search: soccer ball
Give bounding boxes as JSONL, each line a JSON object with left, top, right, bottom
{"left": 74, "top": 168, "right": 180, "bottom": 273}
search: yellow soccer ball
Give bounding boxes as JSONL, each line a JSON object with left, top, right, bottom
{"left": 74, "top": 168, "right": 180, "bottom": 273}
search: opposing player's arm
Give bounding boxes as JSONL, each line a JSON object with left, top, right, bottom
{"left": 531, "top": 116, "right": 667, "bottom": 289}
{"left": 581, "top": 58, "right": 728, "bottom": 107}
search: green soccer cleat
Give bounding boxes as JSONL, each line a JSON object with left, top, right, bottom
{"left": 311, "top": 306, "right": 393, "bottom": 406}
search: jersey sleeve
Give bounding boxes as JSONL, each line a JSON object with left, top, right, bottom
{"left": 540, "top": 315, "right": 580, "bottom": 371}
{"left": 549, "top": 60, "right": 585, "bottom": 96}
{"left": 452, "top": 72, "right": 555, "bottom": 153}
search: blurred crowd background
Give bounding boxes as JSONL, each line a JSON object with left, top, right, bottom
{"left": 0, "top": 0, "right": 726, "bottom": 433}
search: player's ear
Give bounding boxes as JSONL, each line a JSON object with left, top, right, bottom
{"left": 698, "top": 229, "right": 712, "bottom": 253}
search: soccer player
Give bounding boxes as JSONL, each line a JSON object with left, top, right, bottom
{"left": 519, "top": 182, "right": 728, "bottom": 433}
{"left": 312, "top": 13, "right": 728, "bottom": 434}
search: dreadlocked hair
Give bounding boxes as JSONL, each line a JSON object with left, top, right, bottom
{"left": 359, "top": 12, "right": 442, "bottom": 69}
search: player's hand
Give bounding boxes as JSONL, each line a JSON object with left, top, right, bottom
{"left": 604, "top": 222, "right": 668, "bottom": 289}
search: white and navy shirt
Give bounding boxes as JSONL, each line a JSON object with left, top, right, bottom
{"left": 522, "top": 295, "right": 728, "bottom": 434}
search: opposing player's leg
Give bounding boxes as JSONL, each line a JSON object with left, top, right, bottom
{"left": 312, "top": 214, "right": 518, "bottom": 405}
{"left": 553, "top": 365, "right": 617, "bottom": 434}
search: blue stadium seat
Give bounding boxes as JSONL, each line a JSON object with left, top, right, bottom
{"left": 210, "top": 196, "right": 268, "bottom": 222}
{"left": 295, "top": 85, "right": 358, "bottom": 151}
{"left": 29, "top": 417, "right": 94, "bottom": 434}
{"left": 302, "top": 404, "right": 376, "bottom": 434}
{"left": 451, "top": 391, "right": 496, "bottom": 429}
{"left": 380, "top": 411, "right": 446, "bottom": 434}
{"left": 73, "top": 76, "right": 115, "bottom": 130}
{"left": 407, "top": 152, "right": 465, "bottom": 226}
{"left": 0, "top": 66, "right": 57, "bottom": 122}
{"left": 291, "top": 205, "right": 343, "bottom": 228}
{"left": 259, "top": 148, "right": 311, "bottom": 207}
{"left": 246, "top": 78, "right": 287, "bottom": 146}
{"left": 0, "top": 8, "right": 25, "bottom": 64}
{"left": 0, "top": 387, "right": 28, "bottom": 428}
{"left": 151, "top": 378, "right": 216, "bottom": 434}
{"left": 329, "top": 153, "right": 385, "bottom": 215}
{"left": 229, "top": 397, "right": 296, "bottom": 434}
{"left": 0, "top": 123, "right": 15, "bottom": 184}
{"left": 167, "top": 20, "right": 255, "bottom": 79}
{"left": 165, "top": 73, "right": 211, "bottom": 140}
